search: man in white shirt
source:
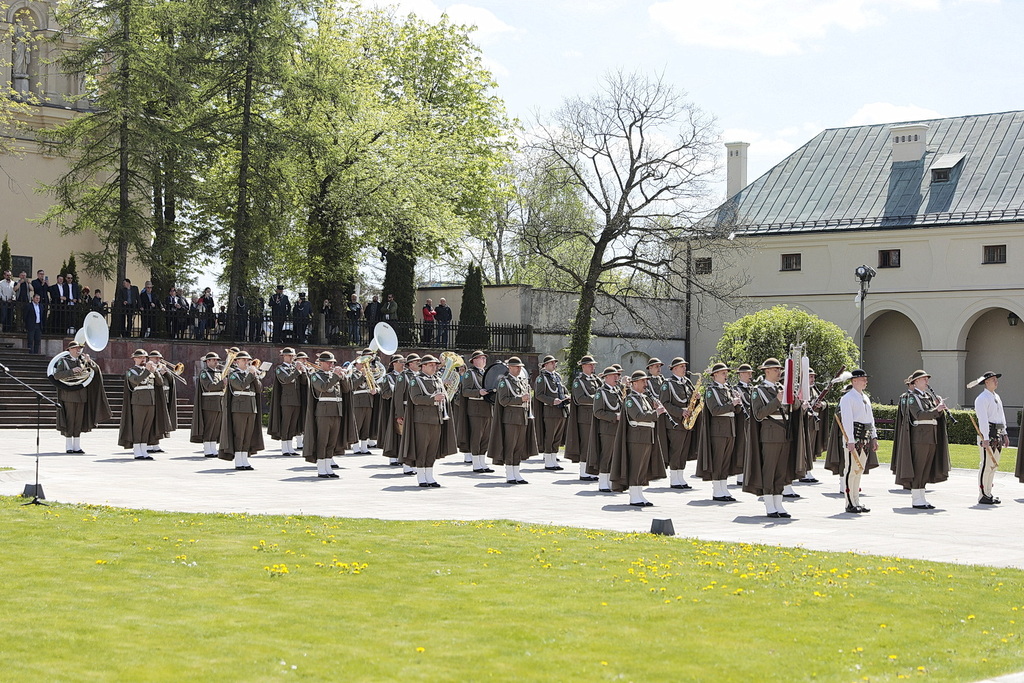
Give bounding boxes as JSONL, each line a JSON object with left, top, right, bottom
{"left": 838, "top": 369, "right": 877, "bottom": 514}
{"left": 972, "top": 371, "right": 1008, "bottom": 505}
{"left": 0, "top": 270, "right": 15, "bottom": 333}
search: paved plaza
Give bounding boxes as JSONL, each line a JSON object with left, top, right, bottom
{"left": 2, "top": 428, "right": 1024, "bottom": 570}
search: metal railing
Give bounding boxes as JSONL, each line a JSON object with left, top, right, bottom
{"left": 0, "top": 300, "right": 534, "bottom": 352}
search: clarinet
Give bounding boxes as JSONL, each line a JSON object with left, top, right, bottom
{"left": 927, "top": 385, "right": 958, "bottom": 424}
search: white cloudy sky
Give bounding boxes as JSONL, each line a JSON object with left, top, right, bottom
{"left": 373, "top": 0, "right": 1021, "bottom": 192}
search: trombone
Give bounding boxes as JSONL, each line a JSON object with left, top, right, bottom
{"left": 153, "top": 358, "right": 188, "bottom": 384}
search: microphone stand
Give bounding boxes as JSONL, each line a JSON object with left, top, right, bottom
{"left": 0, "top": 362, "right": 61, "bottom": 506}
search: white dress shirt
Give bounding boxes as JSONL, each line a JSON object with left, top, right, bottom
{"left": 974, "top": 389, "right": 1006, "bottom": 438}
{"left": 839, "top": 387, "right": 876, "bottom": 444}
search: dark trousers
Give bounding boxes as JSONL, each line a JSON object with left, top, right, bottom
{"left": 0, "top": 301, "right": 12, "bottom": 332}
{"left": 27, "top": 327, "right": 41, "bottom": 354}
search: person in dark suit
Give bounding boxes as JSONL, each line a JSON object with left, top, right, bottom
{"left": 118, "top": 279, "right": 140, "bottom": 337}
{"left": 25, "top": 293, "right": 46, "bottom": 354}
{"left": 139, "top": 281, "right": 161, "bottom": 338}
{"left": 269, "top": 285, "right": 290, "bottom": 343}
{"left": 63, "top": 273, "right": 81, "bottom": 334}
{"left": 30, "top": 270, "right": 47, "bottom": 305}
{"left": 48, "top": 275, "right": 66, "bottom": 334}
{"left": 292, "top": 293, "right": 311, "bottom": 344}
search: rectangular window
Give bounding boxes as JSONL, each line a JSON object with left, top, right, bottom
{"left": 11, "top": 255, "right": 32, "bottom": 277}
{"left": 694, "top": 257, "right": 712, "bottom": 275}
{"left": 983, "top": 244, "right": 1006, "bottom": 264}
{"left": 878, "top": 249, "right": 901, "bottom": 268}
{"left": 931, "top": 168, "right": 950, "bottom": 183}
{"left": 780, "top": 253, "right": 801, "bottom": 272}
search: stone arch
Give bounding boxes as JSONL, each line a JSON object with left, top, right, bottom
{"left": 952, "top": 298, "right": 1023, "bottom": 349}
{"left": 961, "top": 305, "right": 1024, "bottom": 410}
{"left": 863, "top": 308, "right": 924, "bottom": 405}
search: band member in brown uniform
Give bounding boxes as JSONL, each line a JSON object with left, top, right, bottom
{"left": 586, "top": 366, "right": 623, "bottom": 492}
{"left": 392, "top": 353, "right": 420, "bottom": 474}
{"left": 190, "top": 352, "right": 226, "bottom": 457}
{"left": 646, "top": 358, "right": 666, "bottom": 400}
{"left": 564, "top": 355, "right": 600, "bottom": 480}
{"left": 658, "top": 357, "right": 696, "bottom": 490}
{"left": 401, "top": 355, "right": 456, "bottom": 487}
{"left": 118, "top": 349, "right": 170, "bottom": 460}
{"left": 349, "top": 355, "right": 378, "bottom": 454}
{"left": 696, "top": 362, "right": 743, "bottom": 502}
{"left": 892, "top": 369, "right": 951, "bottom": 508}
{"left": 146, "top": 350, "right": 177, "bottom": 454}
{"left": 52, "top": 341, "right": 111, "bottom": 454}
{"left": 379, "top": 355, "right": 405, "bottom": 466}
{"left": 457, "top": 350, "right": 494, "bottom": 473}
{"left": 745, "top": 358, "right": 803, "bottom": 518}
{"left": 293, "top": 352, "right": 311, "bottom": 450}
{"left": 797, "top": 368, "right": 824, "bottom": 483}
{"left": 302, "top": 351, "right": 349, "bottom": 478}
{"left": 732, "top": 363, "right": 755, "bottom": 487}
{"left": 488, "top": 357, "right": 539, "bottom": 484}
{"left": 610, "top": 370, "right": 668, "bottom": 506}
{"left": 268, "top": 347, "right": 305, "bottom": 455}
{"left": 217, "top": 350, "right": 264, "bottom": 470}
{"left": 533, "top": 354, "right": 568, "bottom": 471}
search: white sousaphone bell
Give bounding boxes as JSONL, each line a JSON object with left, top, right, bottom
{"left": 47, "top": 312, "right": 109, "bottom": 389}
{"left": 368, "top": 322, "right": 399, "bottom": 355}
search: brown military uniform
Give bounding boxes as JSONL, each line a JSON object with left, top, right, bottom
{"left": 191, "top": 366, "right": 226, "bottom": 443}
{"left": 217, "top": 368, "right": 264, "bottom": 458}
{"left": 658, "top": 375, "right": 696, "bottom": 469}
{"left": 745, "top": 381, "right": 800, "bottom": 496}
{"left": 269, "top": 363, "right": 304, "bottom": 441}
{"left": 458, "top": 365, "right": 491, "bottom": 456}
{"left": 487, "top": 372, "right": 538, "bottom": 467}
{"left": 609, "top": 389, "right": 666, "bottom": 491}
{"left": 349, "top": 370, "right": 375, "bottom": 446}
{"left": 401, "top": 371, "right": 456, "bottom": 468}
{"left": 564, "top": 372, "right": 600, "bottom": 463}
{"left": 117, "top": 365, "right": 169, "bottom": 452}
{"left": 53, "top": 355, "right": 88, "bottom": 437}
{"left": 586, "top": 384, "right": 622, "bottom": 476}
{"left": 302, "top": 369, "right": 347, "bottom": 462}
{"left": 533, "top": 369, "right": 568, "bottom": 453}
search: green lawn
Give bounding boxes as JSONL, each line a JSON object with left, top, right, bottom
{"left": 872, "top": 441, "right": 1018, "bottom": 473}
{"left": 2, "top": 498, "right": 1023, "bottom": 681}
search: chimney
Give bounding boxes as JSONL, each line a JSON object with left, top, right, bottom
{"left": 725, "top": 141, "right": 749, "bottom": 199}
{"left": 889, "top": 123, "right": 928, "bottom": 162}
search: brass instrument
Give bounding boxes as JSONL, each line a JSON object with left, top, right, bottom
{"left": 47, "top": 312, "right": 108, "bottom": 389}
{"left": 153, "top": 359, "right": 188, "bottom": 384}
{"left": 439, "top": 351, "right": 465, "bottom": 402}
{"left": 351, "top": 354, "right": 383, "bottom": 393}
{"left": 218, "top": 348, "right": 240, "bottom": 381}
{"left": 683, "top": 373, "right": 705, "bottom": 430}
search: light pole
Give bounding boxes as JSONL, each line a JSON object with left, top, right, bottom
{"left": 854, "top": 265, "right": 876, "bottom": 370}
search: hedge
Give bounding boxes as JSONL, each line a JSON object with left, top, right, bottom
{"left": 870, "top": 404, "right": 985, "bottom": 446}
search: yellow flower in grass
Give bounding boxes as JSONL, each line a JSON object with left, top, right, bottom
{"left": 416, "top": 647, "right": 425, "bottom": 653}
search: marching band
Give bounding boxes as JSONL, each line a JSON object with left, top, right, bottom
{"left": 42, "top": 322, "right": 1019, "bottom": 518}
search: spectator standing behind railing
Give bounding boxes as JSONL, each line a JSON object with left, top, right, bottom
{"left": 233, "top": 295, "right": 248, "bottom": 341}
{"left": 119, "top": 278, "right": 139, "bottom": 337}
{"left": 421, "top": 298, "right": 435, "bottom": 345}
{"left": 269, "top": 285, "right": 290, "bottom": 344}
{"left": 63, "top": 273, "right": 80, "bottom": 334}
{"left": 381, "top": 292, "right": 397, "bottom": 322}
{"left": 0, "top": 270, "right": 14, "bottom": 333}
{"left": 322, "top": 299, "right": 338, "bottom": 339}
{"left": 89, "top": 290, "right": 107, "bottom": 315}
{"left": 139, "top": 281, "right": 161, "bottom": 338}
{"left": 293, "top": 292, "right": 311, "bottom": 344}
{"left": 250, "top": 296, "right": 265, "bottom": 343}
{"left": 48, "top": 274, "right": 66, "bottom": 334}
{"left": 346, "top": 293, "right": 362, "bottom": 345}
{"left": 365, "top": 294, "right": 381, "bottom": 330}
{"left": 435, "top": 297, "right": 452, "bottom": 348}
{"left": 167, "top": 287, "right": 188, "bottom": 339}
{"left": 24, "top": 293, "right": 45, "bottom": 354}
{"left": 197, "top": 287, "right": 215, "bottom": 340}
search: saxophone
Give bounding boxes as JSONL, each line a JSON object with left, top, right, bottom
{"left": 682, "top": 374, "right": 704, "bottom": 430}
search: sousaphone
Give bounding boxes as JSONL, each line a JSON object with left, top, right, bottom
{"left": 47, "top": 312, "right": 109, "bottom": 389}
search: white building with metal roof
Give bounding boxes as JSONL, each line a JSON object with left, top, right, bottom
{"left": 693, "top": 110, "right": 1024, "bottom": 411}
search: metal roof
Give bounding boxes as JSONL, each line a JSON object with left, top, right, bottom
{"left": 710, "top": 110, "right": 1024, "bottom": 236}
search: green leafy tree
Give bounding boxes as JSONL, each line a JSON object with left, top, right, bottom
{"left": 456, "top": 264, "right": 488, "bottom": 349}
{"left": 0, "top": 234, "right": 10, "bottom": 273}
{"left": 713, "top": 305, "right": 859, "bottom": 381}
{"left": 65, "top": 253, "right": 79, "bottom": 283}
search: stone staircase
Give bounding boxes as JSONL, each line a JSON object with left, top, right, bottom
{"left": 0, "top": 348, "right": 193, "bottom": 429}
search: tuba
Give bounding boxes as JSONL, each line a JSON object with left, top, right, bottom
{"left": 369, "top": 322, "right": 399, "bottom": 355}
{"left": 439, "top": 351, "right": 465, "bottom": 401}
{"left": 47, "top": 312, "right": 108, "bottom": 389}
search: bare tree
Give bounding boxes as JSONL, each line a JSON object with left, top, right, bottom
{"left": 525, "top": 70, "right": 746, "bottom": 367}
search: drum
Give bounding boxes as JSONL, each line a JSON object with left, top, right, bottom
{"left": 482, "top": 360, "right": 509, "bottom": 404}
